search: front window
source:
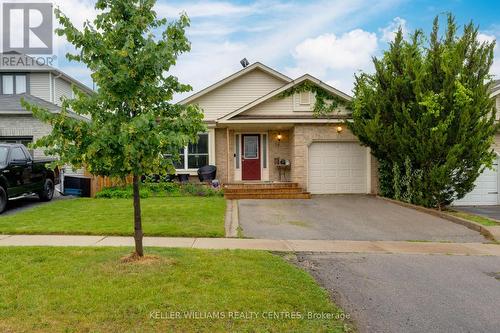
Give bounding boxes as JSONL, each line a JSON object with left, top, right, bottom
{"left": 173, "top": 133, "right": 209, "bottom": 171}
{"left": 1, "top": 74, "right": 27, "bottom": 94}
{"left": 188, "top": 133, "right": 208, "bottom": 169}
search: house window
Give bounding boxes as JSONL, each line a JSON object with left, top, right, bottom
{"left": 174, "top": 133, "right": 209, "bottom": 171}
{"left": 16, "top": 75, "right": 27, "bottom": 94}
{"left": 188, "top": 133, "right": 209, "bottom": 169}
{"left": 299, "top": 91, "right": 311, "bottom": 105}
{"left": 2, "top": 75, "right": 13, "bottom": 94}
{"left": 1, "top": 74, "right": 27, "bottom": 94}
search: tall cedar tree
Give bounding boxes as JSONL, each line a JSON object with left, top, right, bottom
{"left": 23, "top": 0, "right": 205, "bottom": 256}
{"left": 350, "top": 14, "right": 497, "bottom": 208}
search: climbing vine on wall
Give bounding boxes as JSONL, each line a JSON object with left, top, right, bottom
{"left": 278, "top": 81, "right": 351, "bottom": 117}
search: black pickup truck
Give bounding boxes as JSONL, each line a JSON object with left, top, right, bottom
{"left": 0, "top": 144, "right": 59, "bottom": 213}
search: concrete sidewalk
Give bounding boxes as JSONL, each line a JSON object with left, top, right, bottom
{"left": 0, "top": 235, "right": 499, "bottom": 256}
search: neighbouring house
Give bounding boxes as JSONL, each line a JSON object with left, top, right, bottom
{"left": 0, "top": 53, "right": 92, "bottom": 176}
{"left": 179, "top": 62, "right": 379, "bottom": 197}
{"left": 454, "top": 79, "right": 500, "bottom": 206}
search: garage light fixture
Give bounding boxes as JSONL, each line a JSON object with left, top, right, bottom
{"left": 336, "top": 125, "right": 343, "bottom": 134}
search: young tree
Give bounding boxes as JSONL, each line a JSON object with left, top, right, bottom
{"left": 350, "top": 14, "right": 497, "bottom": 208}
{"left": 23, "top": 0, "right": 205, "bottom": 256}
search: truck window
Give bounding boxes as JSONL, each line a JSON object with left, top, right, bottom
{"left": 0, "top": 147, "right": 7, "bottom": 165}
{"left": 10, "top": 148, "right": 27, "bottom": 161}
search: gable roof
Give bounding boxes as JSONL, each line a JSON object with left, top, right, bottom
{"left": 0, "top": 93, "right": 87, "bottom": 121}
{"left": 219, "top": 74, "right": 352, "bottom": 122}
{"left": 178, "top": 62, "right": 292, "bottom": 105}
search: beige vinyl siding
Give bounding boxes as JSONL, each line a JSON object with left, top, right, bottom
{"left": 190, "top": 68, "right": 286, "bottom": 121}
{"left": 29, "top": 72, "right": 51, "bottom": 101}
{"left": 241, "top": 93, "right": 350, "bottom": 117}
{"left": 54, "top": 77, "right": 73, "bottom": 106}
{"left": 496, "top": 96, "right": 500, "bottom": 120}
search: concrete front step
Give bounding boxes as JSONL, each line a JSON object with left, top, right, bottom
{"left": 224, "top": 192, "right": 311, "bottom": 200}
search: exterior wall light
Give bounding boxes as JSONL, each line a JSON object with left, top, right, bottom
{"left": 277, "top": 133, "right": 283, "bottom": 142}
{"left": 336, "top": 126, "right": 343, "bottom": 134}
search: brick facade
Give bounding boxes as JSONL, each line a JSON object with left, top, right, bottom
{"left": 0, "top": 114, "right": 52, "bottom": 158}
{"left": 214, "top": 124, "right": 379, "bottom": 194}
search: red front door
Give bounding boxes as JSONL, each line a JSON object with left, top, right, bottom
{"left": 242, "top": 134, "right": 261, "bottom": 180}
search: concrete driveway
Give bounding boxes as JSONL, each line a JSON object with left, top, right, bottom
{"left": 238, "top": 195, "right": 485, "bottom": 242}
{"left": 294, "top": 253, "right": 500, "bottom": 333}
{"left": 454, "top": 205, "right": 500, "bottom": 221}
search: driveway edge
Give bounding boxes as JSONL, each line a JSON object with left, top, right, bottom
{"left": 377, "top": 196, "right": 496, "bottom": 242}
{"left": 224, "top": 200, "right": 239, "bottom": 238}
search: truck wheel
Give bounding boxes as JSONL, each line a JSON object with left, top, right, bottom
{"left": 39, "top": 179, "right": 54, "bottom": 202}
{"left": 0, "top": 187, "right": 6, "bottom": 213}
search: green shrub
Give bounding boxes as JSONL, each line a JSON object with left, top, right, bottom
{"left": 146, "top": 182, "right": 181, "bottom": 196}
{"left": 95, "top": 186, "right": 150, "bottom": 199}
{"left": 95, "top": 181, "right": 223, "bottom": 199}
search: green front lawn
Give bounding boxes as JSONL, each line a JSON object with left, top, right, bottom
{"left": 0, "top": 247, "right": 350, "bottom": 332}
{"left": 0, "top": 197, "right": 225, "bottom": 237}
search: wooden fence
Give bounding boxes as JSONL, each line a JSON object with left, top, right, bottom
{"left": 84, "top": 171, "right": 133, "bottom": 197}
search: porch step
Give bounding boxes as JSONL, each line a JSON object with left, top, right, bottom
{"left": 224, "top": 182, "right": 299, "bottom": 190}
{"left": 224, "top": 192, "right": 311, "bottom": 200}
{"left": 224, "top": 187, "right": 304, "bottom": 194}
{"left": 223, "top": 182, "right": 310, "bottom": 200}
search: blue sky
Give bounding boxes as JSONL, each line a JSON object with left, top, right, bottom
{"left": 52, "top": 0, "right": 500, "bottom": 99}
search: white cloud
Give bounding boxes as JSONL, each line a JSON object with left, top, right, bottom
{"left": 478, "top": 32, "right": 499, "bottom": 78}
{"left": 379, "top": 16, "right": 408, "bottom": 43}
{"left": 284, "top": 29, "right": 378, "bottom": 94}
{"left": 291, "top": 30, "right": 378, "bottom": 72}
{"left": 478, "top": 33, "right": 496, "bottom": 44}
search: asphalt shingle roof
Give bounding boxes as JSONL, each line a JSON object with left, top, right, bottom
{"left": 0, "top": 93, "right": 60, "bottom": 112}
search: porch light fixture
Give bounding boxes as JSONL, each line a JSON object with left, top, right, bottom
{"left": 336, "top": 125, "right": 343, "bottom": 134}
{"left": 277, "top": 133, "right": 283, "bottom": 142}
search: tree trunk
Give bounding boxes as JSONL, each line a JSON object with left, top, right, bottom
{"left": 133, "top": 174, "right": 144, "bottom": 256}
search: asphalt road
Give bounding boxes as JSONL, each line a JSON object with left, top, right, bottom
{"left": 294, "top": 253, "right": 500, "bottom": 333}
{"left": 239, "top": 195, "right": 486, "bottom": 242}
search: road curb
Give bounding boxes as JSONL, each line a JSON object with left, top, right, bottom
{"left": 377, "top": 196, "right": 497, "bottom": 242}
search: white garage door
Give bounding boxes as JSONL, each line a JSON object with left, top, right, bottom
{"left": 308, "top": 142, "right": 367, "bottom": 194}
{"left": 453, "top": 159, "right": 499, "bottom": 206}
